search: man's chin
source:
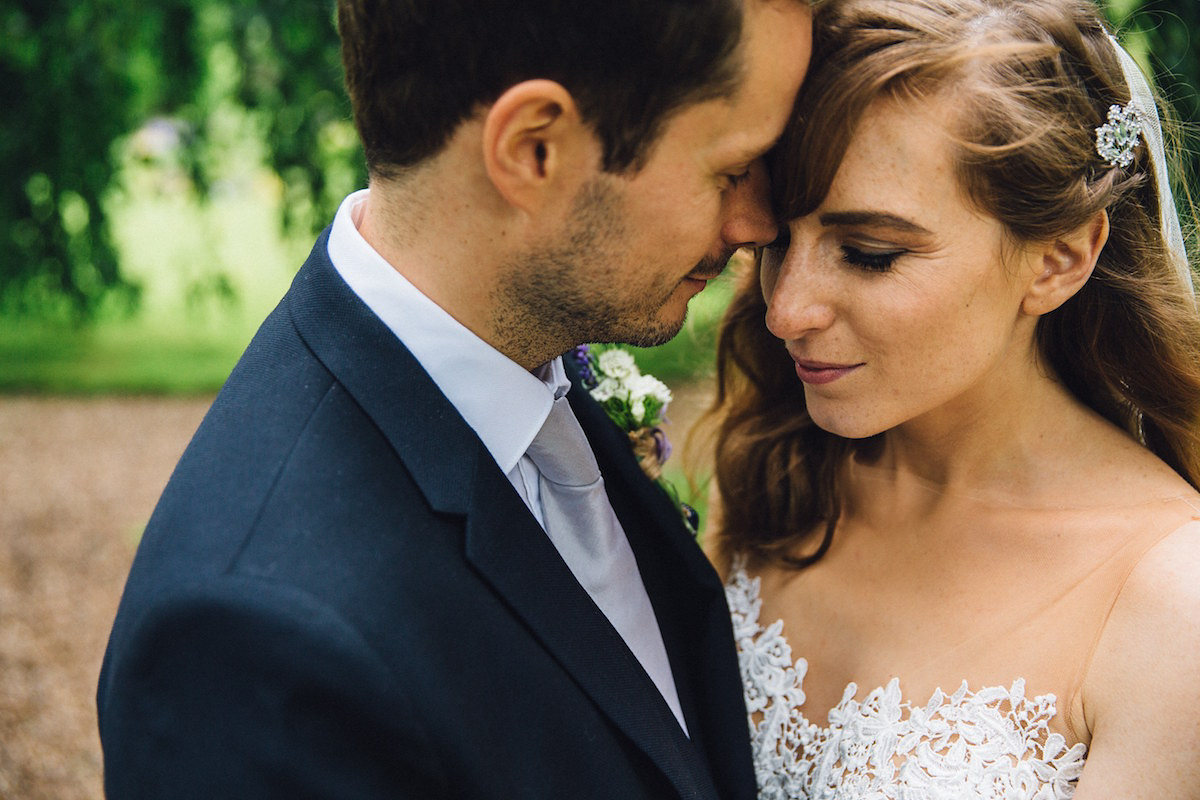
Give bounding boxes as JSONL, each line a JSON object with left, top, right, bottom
{"left": 594, "top": 277, "right": 714, "bottom": 347}
{"left": 618, "top": 326, "right": 682, "bottom": 349}
{"left": 617, "top": 303, "right": 690, "bottom": 348}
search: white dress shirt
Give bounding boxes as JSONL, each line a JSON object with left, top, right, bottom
{"left": 326, "top": 190, "right": 687, "bottom": 733}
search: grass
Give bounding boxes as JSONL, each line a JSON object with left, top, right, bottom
{"left": 0, "top": 323, "right": 253, "bottom": 394}
{"left": 0, "top": 165, "right": 306, "bottom": 394}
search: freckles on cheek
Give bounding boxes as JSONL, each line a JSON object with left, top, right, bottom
{"left": 879, "top": 327, "right": 942, "bottom": 390}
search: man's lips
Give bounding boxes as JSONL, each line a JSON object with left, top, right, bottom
{"left": 682, "top": 270, "right": 724, "bottom": 292}
{"left": 687, "top": 250, "right": 737, "bottom": 283}
{"left": 791, "top": 358, "right": 864, "bottom": 385}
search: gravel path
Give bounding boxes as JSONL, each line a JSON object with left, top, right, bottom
{"left": 0, "top": 383, "right": 715, "bottom": 798}
{"left": 0, "top": 397, "right": 211, "bottom": 800}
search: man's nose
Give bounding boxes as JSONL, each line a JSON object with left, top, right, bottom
{"left": 720, "top": 159, "right": 777, "bottom": 250}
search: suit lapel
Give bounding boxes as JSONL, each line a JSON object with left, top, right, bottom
{"left": 287, "top": 231, "right": 479, "bottom": 514}
{"left": 462, "top": 466, "right": 720, "bottom": 800}
{"left": 286, "top": 237, "right": 721, "bottom": 800}
{"left": 565, "top": 362, "right": 758, "bottom": 800}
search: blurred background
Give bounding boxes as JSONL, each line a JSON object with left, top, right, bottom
{"left": 0, "top": 0, "right": 1196, "bottom": 797}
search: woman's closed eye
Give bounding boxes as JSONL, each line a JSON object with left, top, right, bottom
{"left": 841, "top": 244, "right": 904, "bottom": 272}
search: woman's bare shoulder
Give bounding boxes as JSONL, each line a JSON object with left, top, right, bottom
{"left": 1074, "top": 518, "right": 1200, "bottom": 796}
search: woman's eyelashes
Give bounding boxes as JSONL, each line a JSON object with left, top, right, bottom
{"left": 840, "top": 244, "right": 903, "bottom": 272}
{"left": 761, "top": 227, "right": 905, "bottom": 273}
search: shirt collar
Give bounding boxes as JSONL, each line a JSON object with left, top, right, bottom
{"left": 327, "top": 189, "right": 567, "bottom": 473}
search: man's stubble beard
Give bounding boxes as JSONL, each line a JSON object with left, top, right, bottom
{"left": 492, "top": 178, "right": 722, "bottom": 366}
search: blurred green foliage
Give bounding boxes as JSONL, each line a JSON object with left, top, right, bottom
{"left": 211, "top": 0, "right": 361, "bottom": 231}
{"left": 0, "top": 0, "right": 357, "bottom": 322}
{"left": 0, "top": 0, "right": 1196, "bottom": 335}
{"left": 0, "top": 1, "right": 203, "bottom": 318}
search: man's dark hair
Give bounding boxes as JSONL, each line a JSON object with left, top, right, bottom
{"left": 337, "top": 0, "right": 746, "bottom": 177}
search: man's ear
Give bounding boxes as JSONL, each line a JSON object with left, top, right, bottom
{"left": 1022, "top": 210, "right": 1110, "bottom": 316}
{"left": 481, "top": 80, "right": 595, "bottom": 214}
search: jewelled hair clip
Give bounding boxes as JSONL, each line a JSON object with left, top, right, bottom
{"left": 1095, "top": 102, "right": 1144, "bottom": 168}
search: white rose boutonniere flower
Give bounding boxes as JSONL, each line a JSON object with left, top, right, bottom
{"left": 570, "top": 344, "right": 698, "bottom": 535}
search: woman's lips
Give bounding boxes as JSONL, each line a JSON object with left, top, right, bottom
{"left": 793, "top": 359, "right": 863, "bottom": 385}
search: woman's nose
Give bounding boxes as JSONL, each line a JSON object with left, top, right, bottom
{"left": 762, "top": 242, "right": 836, "bottom": 340}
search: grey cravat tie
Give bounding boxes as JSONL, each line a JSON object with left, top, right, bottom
{"left": 526, "top": 395, "right": 688, "bottom": 734}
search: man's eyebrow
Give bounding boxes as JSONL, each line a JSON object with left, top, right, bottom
{"left": 818, "top": 210, "right": 932, "bottom": 235}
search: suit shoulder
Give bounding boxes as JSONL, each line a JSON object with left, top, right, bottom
{"left": 99, "top": 576, "right": 451, "bottom": 798}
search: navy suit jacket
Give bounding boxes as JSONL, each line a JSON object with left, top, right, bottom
{"left": 97, "top": 230, "right": 756, "bottom": 799}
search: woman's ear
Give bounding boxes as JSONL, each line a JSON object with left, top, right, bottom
{"left": 481, "top": 80, "right": 596, "bottom": 214}
{"left": 1022, "top": 210, "right": 1110, "bottom": 316}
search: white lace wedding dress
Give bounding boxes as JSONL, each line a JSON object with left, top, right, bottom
{"left": 725, "top": 563, "right": 1088, "bottom": 800}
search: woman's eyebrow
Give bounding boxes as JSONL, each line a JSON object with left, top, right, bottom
{"left": 818, "top": 210, "right": 932, "bottom": 235}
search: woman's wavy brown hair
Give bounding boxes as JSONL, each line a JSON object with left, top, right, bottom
{"left": 709, "top": 0, "right": 1200, "bottom": 568}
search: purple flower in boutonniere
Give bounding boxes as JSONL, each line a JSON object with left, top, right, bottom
{"left": 573, "top": 344, "right": 698, "bottom": 535}
{"left": 570, "top": 344, "right": 598, "bottom": 390}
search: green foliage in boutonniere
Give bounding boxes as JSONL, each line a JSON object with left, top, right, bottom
{"left": 571, "top": 344, "right": 699, "bottom": 535}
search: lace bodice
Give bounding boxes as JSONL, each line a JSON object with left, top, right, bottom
{"left": 726, "top": 564, "right": 1088, "bottom": 799}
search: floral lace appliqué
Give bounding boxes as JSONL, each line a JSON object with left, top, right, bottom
{"left": 725, "top": 563, "right": 1088, "bottom": 800}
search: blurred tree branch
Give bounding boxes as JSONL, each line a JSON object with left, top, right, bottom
{"left": 1, "top": 1, "right": 204, "bottom": 319}
{"left": 1, "top": 0, "right": 360, "bottom": 321}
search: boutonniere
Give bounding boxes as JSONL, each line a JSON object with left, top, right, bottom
{"left": 570, "top": 344, "right": 699, "bottom": 535}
